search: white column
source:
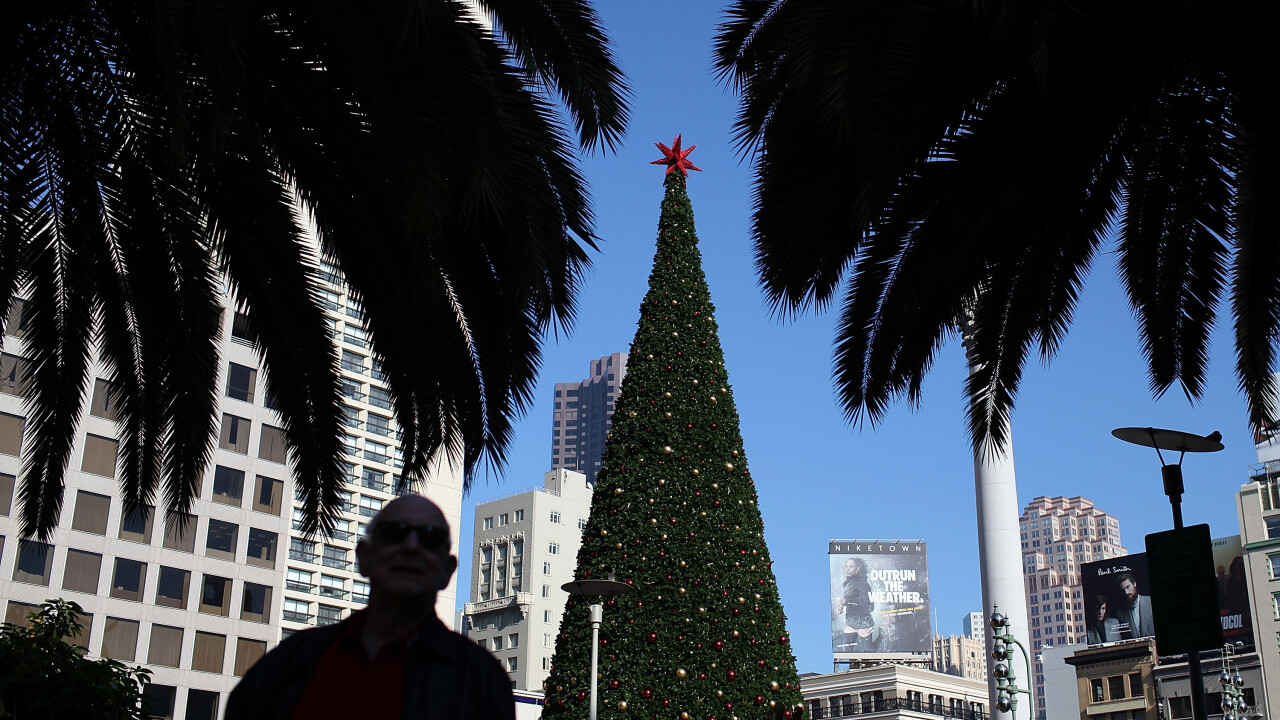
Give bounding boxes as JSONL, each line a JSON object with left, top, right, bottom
{"left": 965, "top": 313, "right": 1034, "bottom": 720}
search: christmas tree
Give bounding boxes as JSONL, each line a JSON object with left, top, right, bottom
{"left": 542, "top": 137, "right": 804, "bottom": 720}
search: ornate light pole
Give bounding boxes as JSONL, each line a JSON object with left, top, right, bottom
{"left": 1220, "top": 642, "right": 1249, "bottom": 720}
{"left": 990, "top": 604, "right": 1033, "bottom": 719}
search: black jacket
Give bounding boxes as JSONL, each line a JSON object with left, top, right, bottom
{"left": 225, "top": 614, "right": 515, "bottom": 720}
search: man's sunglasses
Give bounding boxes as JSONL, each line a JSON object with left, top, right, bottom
{"left": 372, "top": 521, "right": 450, "bottom": 551}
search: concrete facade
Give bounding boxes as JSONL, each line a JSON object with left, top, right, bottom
{"left": 0, "top": 258, "right": 463, "bottom": 719}
{"left": 964, "top": 611, "right": 987, "bottom": 640}
{"left": 551, "top": 353, "right": 626, "bottom": 485}
{"left": 463, "top": 468, "right": 593, "bottom": 691}
{"left": 933, "top": 633, "right": 989, "bottom": 683}
{"left": 1062, "top": 639, "right": 1158, "bottom": 720}
{"left": 1020, "top": 496, "right": 1127, "bottom": 720}
{"left": 1235, "top": 430, "right": 1280, "bottom": 717}
{"left": 802, "top": 664, "right": 989, "bottom": 720}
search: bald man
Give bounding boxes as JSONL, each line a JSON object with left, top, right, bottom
{"left": 227, "top": 495, "right": 514, "bottom": 720}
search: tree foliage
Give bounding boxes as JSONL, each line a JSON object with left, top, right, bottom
{"left": 542, "top": 166, "right": 804, "bottom": 719}
{"left": 0, "top": 599, "right": 150, "bottom": 720}
{"left": 714, "top": 0, "right": 1277, "bottom": 452}
{"left": 0, "top": 0, "right": 629, "bottom": 539}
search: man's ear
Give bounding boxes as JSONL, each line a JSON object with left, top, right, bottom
{"left": 439, "top": 555, "right": 459, "bottom": 591}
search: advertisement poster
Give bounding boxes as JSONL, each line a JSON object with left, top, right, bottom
{"left": 1081, "top": 553, "right": 1154, "bottom": 644}
{"left": 1212, "top": 536, "right": 1253, "bottom": 648}
{"left": 828, "top": 540, "right": 931, "bottom": 659}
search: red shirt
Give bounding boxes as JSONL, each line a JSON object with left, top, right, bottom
{"left": 289, "top": 611, "right": 419, "bottom": 720}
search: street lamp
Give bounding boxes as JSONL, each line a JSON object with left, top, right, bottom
{"left": 989, "top": 605, "right": 1032, "bottom": 718}
{"left": 1112, "top": 426, "right": 1223, "bottom": 720}
{"left": 1220, "top": 642, "right": 1248, "bottom": 720}
{"left": 562, "top": 571, "right": 633, "bottom": 720}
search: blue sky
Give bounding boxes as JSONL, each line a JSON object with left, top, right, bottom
{"left": 455, "top": 1, "right": 1259, "bottom": 675}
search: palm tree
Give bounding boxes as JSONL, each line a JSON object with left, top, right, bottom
{"left": 714, "top": 0, "right": 1276, "bottom": 453}
{"left": 0, "top": 0, "right": 628, "bottom": 539}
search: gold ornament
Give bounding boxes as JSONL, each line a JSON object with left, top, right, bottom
{"left": 770, "top": 700, "right": 777, "bottom": 707}
{"left": 671, "top": 299, "right": 678, "bottom": 305}
{"left": 770, "top": 681, "right": 780, "bottom": 690}
{"left": 628, "top": 411, "right": 637, "bottom": 418}
{"left": 664, "top": 392, "right": 673, "bottom": 398}
{"left": 710, "top": 396, "right": 717, "bottom": 402}
{"left": 663, "top": 446, "right": 673, "bottom": 454}
{"left": 665, "top": 412, "right": 673, "bottom": 418}
{"left": 614, "top": 487, "right": 624, "bottom": 494}
{"left": 721, "top": 387, "right": 727, "bottom": 393}
{"left": 679, "top": 587, "right": 686, "bottom": 594}
{"left": 738, "top": 597, "right": 746, "bottom": 603}
{"left": 691, "top": 469, "right": 699, "bottom": 476}
{"left": 692, "top": 379, "right": 699, "bottom": 385}
{"left": 650, "top": 518, "right": 658, "bottom": 524}
{"left": 712, "top": 483, "right": 719, "bottom": 489}
{"left": 672, "top": 331, "right": 679, "bottom": 337}
{"left": 677, "top": 669, "right": 688, "bottom": 679}
{"left": 648, "top": 498, "right": 655, "bottom": 504}
{"left": 658, "top": 479, "right": 666, "bottom": 486}
{"left": 682, "top": 713, "right": 691, "bottom": 720}
{"left": 680, "top": 560, "right": 687, "bottom": 567}
{"left": 699, "top": 511, "right": 707, "bottom": 517}
{"left": 717, "top": 690, "right": 724, "bottom": 698}
{"left": 616, "top": 542, "right": 623, "bottom": 549}
{"left": 732, "top": 630, "right": 740, "bottom": 637}
{"left": 699, "top": 607, "right": 707, "bottom": 613}
{"left": 646, "top": 354, "right": 654, "bottom": 360}
{"left": 600, "top": 530, "right": 608, "bottom": 536}
{"left": 618, "top": 702, "right": 628, "bottom": 711}
{"left": 724, "top": 463, "right": 734, "bottom": 470}
{"left": 732, "top": 450, "right": 739, "bottom": 456}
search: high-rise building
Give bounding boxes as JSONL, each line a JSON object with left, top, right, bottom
{"left": 0, "top": 259, "right": 462, "bottom": 719}
{"left": 550, "top": 353, "right": 626, "bottom": 485}
{"left": 933, "top": 633, "right": 988, "bottom": 683}
{"left": 1020, "top": 495, "right": 1126, "bottom": 720}
{"left": 963, "top": 611, "right": 986, "bottom": 639}
{"left": 463, "top": 468, "right": 593, "bottom": 691}
{"left": 1235, "top": 425, "right": 1280, "bottom": 715}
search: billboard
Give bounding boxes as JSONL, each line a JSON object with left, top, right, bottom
{"left": 1212, "top": 536, "right": 1253, "bottom": 649}
{"left": 1081, "top": 535, "right": 1251, "bottom": 649}
{"left": 828, "top": 540, "right": 931, "bottom": 659}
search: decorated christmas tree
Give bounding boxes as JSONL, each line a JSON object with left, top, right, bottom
{"left": 542, "top": 137, "right": 804, "bottom": 720}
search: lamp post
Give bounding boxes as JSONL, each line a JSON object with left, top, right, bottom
{"left": 1112, "top": 426, "right": 1223, "bottom": 720}
{"left": 989, "top": 604, "right": 1032, "bottom": 719}
{"left": 1220, "top": 642, "right": 1248, "bottom": 720}
{"left": 562, "top": 573, "right": 633, "bottom": 720}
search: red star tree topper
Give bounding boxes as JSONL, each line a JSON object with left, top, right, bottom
{"left": 650, "top": 134, "right": 702, "bottom": 176}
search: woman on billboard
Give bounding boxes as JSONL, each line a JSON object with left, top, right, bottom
{"left": 836, "top": 557, "right": 879, "bottom": 651}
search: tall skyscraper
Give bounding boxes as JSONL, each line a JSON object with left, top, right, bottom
{"left": 550, "top": 352, "right": 627, "bottom": 485}
{"left": 963, "top": 611, "right": 986, "bottom": 639}
{"left": 0, "top": 256, "right": 462, "bottom": 720}
{"left": 1020, "top": 495, "right": 1126, "bottom": 720}
{"left": 462, "top": 468, "right": 593, "bottom": 691}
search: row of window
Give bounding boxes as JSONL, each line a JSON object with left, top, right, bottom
{"left": 282, "top": 598, "right": 345, "bottom": 626}
{"left": 285, "top": 567, "right": 369, "bottom": 603}
{"left": 4, "top": 600, "right": 265, "bottom": 677}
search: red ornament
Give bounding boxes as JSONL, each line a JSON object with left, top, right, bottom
{"left": 647, "top": 633, "right": 658, "bottom": 643}
{"left": 650, "top": 135, "right": 702, "bottom": 177}
{"left": 755, "top": 695, "right": 766, "bottom": 706}
{"left": 780, "top": 635, "right": 790, "bottom": 644}
{"left": 785, "top": 712, "right": 793, "bottom": 719}
{"left": 663, "top": 699, "right": 671, "bottom": 707}
{"left": 609, "top": 680, "right": 619, "bottom": 689}
{"left": 576, "top": 692, "right": 587, "bottom": 701}
{"left": 642, "top": 689, "right": 653, "bottom": 699}
{"left": 714, "top": 640, "right": 724, "bottom": 650}
{"left": 726, "top": 669, "right": 737, "bottom": 680}
{"left": 725, "top": 702, "right": 734, "bottom": 711}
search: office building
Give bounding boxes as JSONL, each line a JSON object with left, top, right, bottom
{"left": 964, "top": 611, "right": 986, "bottom": 640}
{"left": 1020, "top": 496, "right": 1127, "bottom": 720}
{"left": 0, "top": 259, "right": 462, "bottom": 719}
{"left": 551, "top": 353, "right": 626, "bottom": 485}
{"left": 463, "top": 468, "right": 593, "bottom": 691}
{"left": 933, "top": 633, "right": 988, "bottom": 683}
{"left": 802, "top": 664, "right": 988, "bottom": 720}
{"left": 1236, "top": 425, "right": 1280, "bottom": 716}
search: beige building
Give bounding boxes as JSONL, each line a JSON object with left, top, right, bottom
{"left": 1021, "top": 496, "right": 1128, "bottom": 720}
{"left": 1061, "top": 639, "right": 1157, "bottom": 720}
{"left": 463, "top": 468, "right": 593, "bottom": 691}
{"left": 0, "top": 258, "right": 463, "bottom": 719}
{"left": 802, "top": 663, "right": 989, "bottom": 720}
{"left": 1235, "top": 427, "right": 1280, "bottom": 717}
{"left": 934, "top": 633, "right": 989, "bottom": 683}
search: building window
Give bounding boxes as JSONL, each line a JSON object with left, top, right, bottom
{"left": 493, "top": 635, "right": 504, "bottom": 650}
{"left": 147, "top": 625, "right": 184, "bottom": 668}
{"left": 283, "top": 599, "right": 311, "bottom": 624}
{"left": 548, "top": 543, "right": 559, "bottom": 555}
{"left": 258, "top": 425, "right": 287, "bottom": 464}
{"left": 205, "top": 519, "right": 239, "bottom": 561}
{"left": 219, "top": 414, "right": 251, "bottom": 453}
{"left": 101, "top": 617, "right": 140, "bottom": 661}
{"left": 543, "top": 562, "right": 551, "bottom": 575}
{"left": 507, "top": 657, "right": 518, "bottom": 672}
{"left": 549, "top": 511, "right": 561, "bottom": 524}
{"left": 246, "top": 528, "right": 278, "bottom": 569}
{"left": 353, "top": 580, "right": 370, "bottom": 605}
{"left": 542, "top": 584, "right": 550, "bottom": 598}
{"left": 508, "top": 633, "right": 519, "bottom": 648}
{"left": 578, "top": 518, "right": 588, "bottom": 530}
{"left": 1129, "top": 673, "right": 1143, "bottom": 698}
{"left": 212, "top": 465, "right": 246, "bottom": 506}
{"left": 1268, "top": 515, "right": 1280, "bottom": 540}
{"left": 514, "top": 509, "right": 524, "bottom": 522}
{"left": 162, "top": 513, "right": 197, "bottom": 553}
{"left": 235, "top": 638, "right": 268, "bottom": 676}
{"left": 544, "top": 610, "right": 551, "bottom": 623}
{"left": 62, "top": 548, "right": 103, "bottom": 594}
{"left": 0, "top": 352, "right": 28, "bottom": 397}
{"left": 322, "top": 545, "right": 349, "bottom": 570}
{"left": 499, "top": 513, "right": 509, "bottom": 526}
{"left": 199, "top": 574, "right": 232, "bottom": 616}
{"left": 155, "top": 566, "right": 191, "bottom": 609}
{"left": 119, "top": 505, "right": 154, "bottom": 544}
{"left": 483, "top": 517, "right": 493, "bottom": 530}
{"left": 0, "top": 412, "right": 25, "bottom": 456}
{"left": 359, "top": 496, "right": 382, "bottom": 518}
{"left": 72, "top": 490, "right": 111, "bottom": 534}
{"left": 544, "top": 633, "right": 553, "bottom": 648}
{"left": 192, "top": 631, "right": 226, "bottom": 673}
{"left": 0, "top": 472, "right": 13, "bottom": 516}
{"left": 253, "top": 475, "right": 283, "bottom": 515}
{"left": 12, "top": 540, "right": 53, "bottom": 585}
{"left": 81, "top": 434, "right": 119, "bottom": 477}
{"left": 225, "top": 363, "right": 257, "bottom": 403}
{"left": 110, "top": 558, "right": 147, "bottom": 602}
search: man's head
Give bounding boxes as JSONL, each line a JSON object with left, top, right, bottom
{"left": 1093, "top": 595, "right": 1108, "bottom": 621}
{"left": 357, "top": 494, "right": 457, "bottom": 604}
{"left": 1118, "top": 573, "right": 1138, "bottom": 604}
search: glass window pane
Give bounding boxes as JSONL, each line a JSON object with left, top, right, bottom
{"left": 4, "top": 601, "right": 38, "bottom": 627}
{"left": 118, "top": 505, "right": 154, "bottom": 544}
{"left": 101, "top": 617, "right": 139, "bottom": 661}
{"left": 80, "top": 434, "right": 119, "bottom": 477}
{"left": 192, "top": 631, "right": 226, "bottom": 673}
{"left": 258, "top": 425, "right": 286, "bottom": 464}
{"left": 212, "top": 466, "right": 245, "bottom": 506}
{"left": 147, "top": 624, "right": 184, "bottom": 668}
{"left": 253, "top": 475, "right": 283, "bottom": 515}
{"left": 143, "top": 684, "right": 176, "bottom": 720}
{"left": 219, "top": 414, "right": 250, "bottom": 453}
{"left": 110, "top": 558, "right": 146, "bottom": 601}
{"left": 199, "top": 575, "right": 232, "bottom": 616}
{"left": 225, "top": 363, "right": 256, "bottom": 403}
{"left": 89, "top": 378, "right": 119, "bottom": 420}
{"left": 234, "top": 637, "right": 268, "bottom": 676}
{"left": 162, "top": 513, "right": 197, "bottom": 553}
{"left": 0, "top": 412, "right": 24, "bottom": 456}
{"left": 12, "top": 540, "right": 52, "bottom": 585}
{"left": 205, "top": 519, "right": 238, "bottom": 560}
{"left": 246, "top": 528, "right": 277, "bottom": 569}
{"left": 0, "top": 352, "right": 28, "bottom": 397}
{"left": 62, "top": 548, "right": 103, "bottom": 594}
{"left": 71, "top": 490, "right": 111, "bottom": 534}
{"left": 186, "top": 690, "right": 220, "bottom": 720}
{"left": 0, "top": 472, "right": 12, "bottom": 516}
{"left": 241, "top": 582, "right": 272, "bottom": 623}
{"left": 154, "top": 566, "right": 191, "bottom": 609}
